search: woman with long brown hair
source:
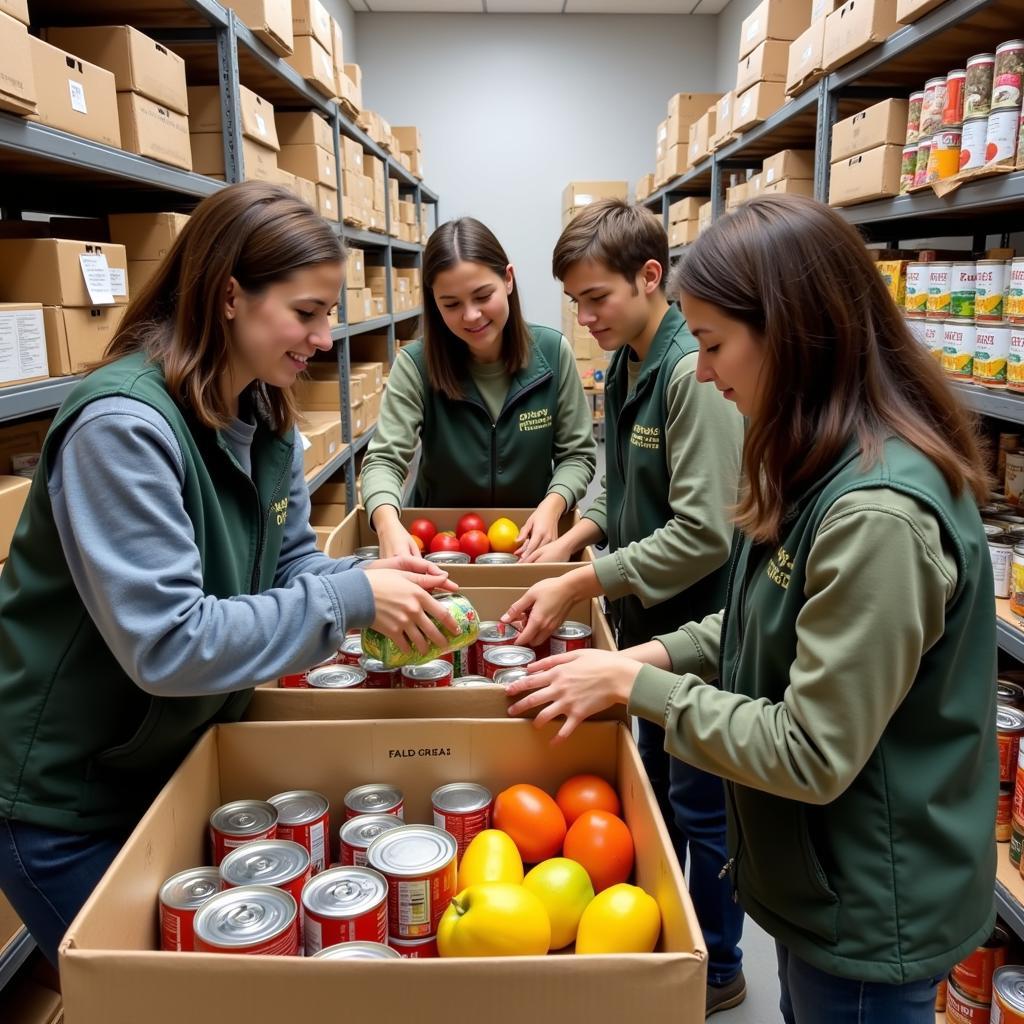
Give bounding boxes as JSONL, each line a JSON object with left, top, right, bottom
{"left": 361, "top": 217, "right": 596, "bottom": 559}
{"left": 0, "top": 181, "right": 460, "bottom": 966}
{"left": 505, "top": 194, "right": 997, "bottom": 1022}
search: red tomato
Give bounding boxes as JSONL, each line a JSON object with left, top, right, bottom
{"left": 456, "top": 513, "right": 486, "bottom": 537}
{"left": 409, "top": 518, "right": 437, "bottom": 546}
{"left": 493, "top": 784, "right": 566, "bottom": 863}
{"left": 562, "top": 810, "right": 634, "bottom": 892}
{"left": 459, "top": 529, "right": 490, "bottom": 560}
{"left": 429, "top": 531, "right": 461, "bottom": 553}
{"left": 556, "top": 774, "right": 621, "bottom": 826}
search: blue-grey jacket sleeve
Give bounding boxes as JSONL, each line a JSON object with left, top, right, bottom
{"left": 47, "top": 398, "right": 375, "bottom": 697}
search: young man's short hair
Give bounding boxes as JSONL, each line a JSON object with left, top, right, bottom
{"left": 552, "top": 199, "right": 669, "bottom": 291}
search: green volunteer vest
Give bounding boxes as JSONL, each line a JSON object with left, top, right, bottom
{"left": 0, "top": 351, "right": 294, "bottom": 832}
{"left": 605, "top": 305, "right": 729, "bottom": 646}
{"left": 719, "top": 438, "right": 997, "bottom": 982}
{"left": 407, "top": 325, "right": 562, "bottom": 508}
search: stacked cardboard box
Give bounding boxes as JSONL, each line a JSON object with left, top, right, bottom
{"left": 828, "top": 99, "right": 906, "bottom": 206}
{"left": 392, "top": 266, "right": 422, "bottom": 313}
{"left": 277, "top": 109, "right": 337, "bottom": 220}
{"left": 0, "top": 5, "right": 35, "bottom": 118}
{"left": 688, "top": 106, "right": 718, "bottom": 167}
{"left": 0, "top": 303, "right": 48, "bottom": 389}
{"left": 656, "top": 92, "right": 720, "bottom": 184}
{"left": 562, "top": 181, "right": 629, "bottom": 226}
{"left": 298, "top": 409, "right": 343, "bottom": 477}
{"left": 344, "top": 248, "right": 373, "bottom": 325}
{"left": 668, "top": 197, "right": 709, "bottom": 248}
{"left": 188, "top": 84, "right": 279, "bottom": 184}
{"left": 823, "top": 0, "right": 899, "bottom": 72}
{"left": 286, "top": 0, "right": 334, "bottom": 99}
{"left": 393, "top": 125, "right": 424, "bottom": 180}
{"left": 711, "top": 92, "right": 736, "bottom": 150}
{"left": 760, "top": 148, "right": 815, "bottom": 196}
{"left": 786, "top": 0, "right": 842, "bottom": 95}
{"left": 109, "top": 212, "right": 189, "bottom": 297}
{"left": 339, "top": 63, "right": 362, "bottom": 117}
{"left": 223, "top": 0, "right": 292, "bottom": 56}
{"left": 635, "top": 174, "right": 655, "bottom": 201}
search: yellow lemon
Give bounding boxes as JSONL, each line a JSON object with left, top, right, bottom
{"left": 575, "top": 883, "right": 661, "bottom": 954}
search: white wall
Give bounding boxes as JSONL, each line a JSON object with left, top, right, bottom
{"left": 355, "top": 13, "right": 718, "bottom": 330}
{"left": 714, "top": 0, "right": 761, "bottom": 92}
{"left": 321, "top": 0, "right": 357, "bottom": 61}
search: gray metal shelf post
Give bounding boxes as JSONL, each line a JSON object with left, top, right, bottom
{"left": 218, "top": 14, "right": 244, "bottom": 184}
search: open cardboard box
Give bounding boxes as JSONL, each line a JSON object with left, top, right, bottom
{"left": 59, "top": 719, "right": 706, "bottom": 1024}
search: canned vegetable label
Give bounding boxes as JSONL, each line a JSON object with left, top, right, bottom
{"left": 905, "top": 91, "right": 923, "bottom": 144}
{"left": 160, "top": 867, "right": 221, "bottom": 952}
{"left": 927, "top": 264, "right": 952, "bottom": 318}
{"left": 1008, "top": 259, "right": 1024, "bottom": 322}
{"left": 992, "top": 40, "right": 1024, "bottom": 110}
{"left": 975, "top": 324, "right": 1011, "bottom": 387}
{"left": 992, "top": 540, "right": 1014, "bottom": 599}
{"left": 965, "top": 53, "right": 995, "bottom": 118}
{"left": 913, "top": 142, "right": 931, "bottom": 188}
{"left": 978, "top": 261, "right": 1010, "bottom": 321}
{"left": 941, "top": 319, "right": 975, "bottom": 379}
{"left": 905, "top": 263, "right": 927, "bottom": 315}
{"left": 361, "top": 592, "right": 480, "bottom": 669}
{"left": 950, "top": 262, "right": 976, "bottom": 318}
{"left": 986, "top": 108, "right": 1021, "bottom": 164}
{"left": 960, "top": 116, "right": 989, "bottom": 171}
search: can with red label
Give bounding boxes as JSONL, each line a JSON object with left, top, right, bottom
{"left": 947, "top": 978, "right": 992, "bottom": 1022}
{"left": 944, "top": 69, "right": 967, "bottom": 126}
{"left": 494, "top": 666, "right": 530, "bottom": 688}
{"left": 280, "top": 652, "right": 339, "bottom": 688}
{"left": 302, "top": 866, "right": 389, "bottom": 955}
{"left": 367, "top": 825, "right": 458, "bottom": 939}
{"left": 550, "top": 621, "right": 594, "bottom": 656}
{"left": 999, "top": 705, "right": 1024, "bottom": 784}
{"left": 159, "top": 866, "right": 221, "bottom": 951}
{"left": 398, "top": 660, "right": 453, "bottom": 688}
{"left": 209, "top": 799, "right": 278, "bottom": 865}
{"left": 339, "top": 635, "right": 364, "bottom": 666}
{"left": 313, "top": 941, "right": 401, "bottom": 960}
{"left": 483, "top": 644, "right": 537, "bottom": 680}
{"left": 344, "top": 784, "right": 404, "bottom": 821}
{"left": 339, "top": 813, "right": 406, "bottom": 867}
{"left": 307, "top": 665, "right": 366, "bottom": 689}
{"left": 452, "top": 674, "right": 502, "bottom": 687}
{"left": 389, "top": 933, "right": 439, "bottom": 958}
{"left": 360, "top": 656, "right": 399, "bottom": 690}
{"left": 474, "top": 621, "right": 520, "bottom": 676}
{"left": 193, "top": 885, "right": 298, "bottom": 956}
{"left": 268, "top": 790, "right": 330, "bottom": 875}
{"left": 952, "top": 926, "right": 1010, "bottom": 1003}
{"left": 999, "top": 784, "right": 1014, "bottom": 841}
{"left": 432, "top": 783, "right": 492, "bottom": 859}
{"left": 921, "top": 76, "right": 947, "bottom": 137}
{"left": 993, "top": 965, "right": 1024, "bottom": 1022}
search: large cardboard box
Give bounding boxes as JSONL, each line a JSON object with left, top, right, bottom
{"left": 127, "top": 259, "right": 160, "bottom": 295}
{"left": 44, "top": 304, "right": 125, "bottom": 375}
{"left": 0, "top": 303, "right": 48, "bottom": 387}
{"left": 665, "top": 92, "right": 720, "bottom": 146}
{"left": 277, "top": 142, "right": 336, "bottom": 188}
{"left": 831, "top": 98, "right": 908, "bottom": 161}
{"left": 393, "top": 125, "right": 422, "bottom": 152}
{"left": 60, "top": 718, "right": 706, "bottom": 1024}
{"left": 316, "top": 184, "right": 339, "bottom": 221}
{"left": 688, "top": 111, "right": 716, "bottom": 165}
{"left": 762, "top": 148, "right": 815, "bottom": 183}
{"left": 342, "top": 137, "right": 364, "bottom": 174}
{"left": 0, "top": 11, "right": 36, "bottom": 117}
{"left": 275, "top": 110, "right": 332, "bottom": 151}
{"left": 292, "top": 0, "right": 332, "bottom": 52}
{"left": 346, "top": 247, "right": 366, "bottom": 290}
{"left": 190, "top": 133, "right": 279, "bottom": 183}
{"left": 0, "top": 0, "right": 28, "bottom": 24}
{"left": 223, "top": 0, "right": 293, "bottom": 57}
{"left": 338, "top": 65, "right": 362, "bottom": 114}
{"left": 669, "top": 220, "right": 701, "bottom": 248}
{"left": 669, "top": 196, "right": 706, "bottom": 224}
{"left": 896, "top": 0, "right": 944, "bottom": 22}
{"left": 116, "top": 93, "right": 192, "bottom": 170}
{"left": 45, "top": 25, "right": 188, "bottom": 115}
{"left": 786, "top": 17, "right": 827, "bottom": 95}
{"left": 28, "top": 36, "right": 121, "bottom": 149}
{"left": 762, "top": 177, "right": 815, "bottom": 196}
{"left": 0, "top": 239, "right": 128, "bottom": 308}
{"left": 711, "top": 92, "right": 736, "bottom": 148}
{"left": 829, "top": 143, "right": 902, "bottom": 205}
{"left": 739, "top": 0, "right": 812, "bottom": 59}
{"left": 823, "top": 0, "right": 899, "bottom": 71}
{"left": 299, "top": 410, "right": 343, "bottom": 464}
{"left": 732, "top": 81, "right": 788, "bottom": 134}
{"left": 664, "top": 144, "right": 689, "bottom": 181}
{"left": 635, "top": 173, "right": 655, "bottom": 201}
{"left": 188, "top": 84, "right": 279, "bottom": 150}
{"left": 285, "top": 35, "right": 335, "bottom": 99}
{"left": 108, "top": 212, "right": 189, "bottom": 262}
{"left": 0, "top": 475, "right": 30, "bottom": 559}
{"left": 331, "top": 18, "right": 345, "bottom": 68}
{"left": 562, "top": 180, "right": 628, "bottom": 214}
{"left": 736, "top": 38, "right": 790, "bottom": 93}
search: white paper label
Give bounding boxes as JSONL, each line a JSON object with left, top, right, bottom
{"left": 766, "top": 169, "right": 777, "bottom": 183}
{"left": 802, "top": 44, "right": 813, "bottom": 62}
{"left": 299, "top": 432, "right": 312, "bottom": 451}
{"left": 255, "top": 113, "right": 268, "bottom": 137}
{"left": 68, "top": 79, "right": 87, "bottom": 114}
{"left": 0, "top": 309, "right": 48, "bottom": 384}
{"left": 746, "top": 18, "right": 760, "bottom": 40}
{"left": 78, "top": 253, "right": 115, "bottom": 305}
{"left": 109, "top": 268, "right": 127, "bottom": 297}
{"left": 740, "top": 97, "right": 752, "bottom": 115}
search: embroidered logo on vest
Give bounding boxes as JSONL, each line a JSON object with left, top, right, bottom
{"left": 519, "top": 409, "right": 552, "bottom": 432}
{"left": 272, "top": 497, "right": 289, "bottom": 526}
{"left": 630, "top": 424, "right": 661, "bottom": 450}
{"left": 766, "top": 546, "right": 792, "bottom": 589}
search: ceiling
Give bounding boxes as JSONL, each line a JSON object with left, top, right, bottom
{"left": 349, "top": 1, "right": 733, "bottom": 14}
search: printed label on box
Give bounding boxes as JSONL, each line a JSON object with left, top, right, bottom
{"left": 0, "top": 309, "right": 47, "bottom": 384}
{"left": 109, "top": 268, "right": 127, "bottom": 297}
{"left": 68, "top": 79, "right": 87, "bottom": 114}
{"left": 766, "top": 169, "right": 777, "bottom": 183}
{"left": 79, "top": 254, "right": 115, "bottom": 305}
{"left": 255, "top": 113, "right": 268, "bottom": 138}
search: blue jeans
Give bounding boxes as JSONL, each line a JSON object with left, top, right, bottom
{"left": 777, "top": 942, "right": 943, "bottom": 1023}
{"left": 636, "top": 718, "right": 744, "bottom": 986}
{"left": 0, "top": 818, "right": 126, "bottom": 967}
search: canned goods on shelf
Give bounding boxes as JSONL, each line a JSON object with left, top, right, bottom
{"left": 926, "top": 263, "right": 953, "bottom": 319}
{"left": 923, "top": 319, "right": 944, "bottom": 363}
{"left": 339, "top": 813, "right": 406, "bottom": 867}
{"left": 920, "top": 76, "right": 947, "bottom": 137}
{"left": 960, "top": 116, "right": 989, "bottom": 171}
{"left": 550, "top": 621, "right": 593, "bottom": 655}
{"left": 978, "top": 261, "right": 1011, "bottom": 322}
{"left": 953, "top": 926, "right": 1011, "bottom": 1003}
{"left": 941, "top": 319, "right": 975, "bottom": 380}
{"left": 964, "top": 52, "right": 995, "bottom": 119}
{"left": 268, "top": 790, "right": 330, "bottom": 875}
{"left": 991, "top": 537, "right": 1014, "bottom": 599}
{"left": 986, "top": 108, "right": 1021, "bottom": 165}
{"left": 483, "top": 644, "right": 537, "bottom": 680}
{"left": 159, "top": 867, "right": 221, "bottom": 952}
{"left": 999, "top": 679, "right": 1024, "bottom": 707}
{"left": 209, "top": 799, "right": 278, "bottom": 865}
{"left": 339, "top": 634, "right": 364, "bottom": 665}
{"left": 945, "top": 976, "right": 992, "bottom": 1022}
{"left": 344, "top": 784, "right": 405, "bottom": 821}
{"left": 1012, "top": 819, "right": 1024, "bottom": 869}
{"left": 308, "top": 665, "right": 367, "bottom": 690}
{"left": 993, "top": 964, "right": 1024, "bottom": 1020}
{"left": 398, "top": 659, "right": 453, "bottom": 688}
{"left": 950, "top": 262, "right": 977, "bottom": 319}
{"left": 943, "top": 69, "right": 967, "bottom": 126}
{"left": 360, "top": 656, "right": 399, "bottom": 690}
{"left": 1010, "top": 327, "right": 1024, "bottom": 392}
{"left": 302, "top": 866, "right": 389, "bottom": 954}
{"left": 905, "top": 90, "right": 924, "bottom": 144}
{"left": 926, "top": 127, "right": 961, "bottom": 183}
{"left": 913, "top": 140, "right": 932, "bottom": 188}
{"left": 313, "top": 941, "right": 401, "bottom": 960}
{"left": 905, "top": 262, "right": 927, "bottom": 316}
{"left": 992, "top": 39, "right": 1024, "bottom": 111}
{"left": 432, "top": 783, "right": 493, "bottom": 858}
{"left": 904, "top": 318, "right": 927, "bottom": 347}
{"left": 193, "top": 885, "right": 299, "bottom": 956}
{"left": 975, "top": 323, "right": 1012, "bottom": 388}
{"left": 998, "top": 785, "right": 1014, "bottom": 842}
{"left": 1008, "top": 258, "right": 1024, "bottom": 322}
{"left": 899, "top": 144, "right": 917, "bottom": 194}
{"left": 998, "top": 705, "right": 1024, "bottom": 784}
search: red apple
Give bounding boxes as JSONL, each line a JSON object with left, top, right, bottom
{"left": 456, "top": 513, "right": 487, "bottom": 537}
{"left": 429, "top": 531, "right": 461, "bottom": 553}
{"left": 409, "top": 518, "right": 437, "bottom": 546}
{"left": 459, "top": 529, "right": 491, "bottom": 561}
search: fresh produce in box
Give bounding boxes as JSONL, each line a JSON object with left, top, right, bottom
{"left": 493, "top": 783, "right": 567, "bottom": 863}
{"left": 458, "top": 829, "right": 524, "bottom": 890}
{"left": 436, "top": 883, "right": 550, "bottom": 957}
{"left": 456, "top": 513, "right": 486, "bottom": 537}
{"left": 556, "top": 774, "right": 622, "bottom": 825}
{"left": 522, "top": 858, "right": 594, "bottom": 950}
{"left": 575, "top": 884, "right": 661, "bottom": 954}
{"left": 408, "top": 518, "right": 437, "bottom": 546}
{"left": 563, "top": 810, "right": 635, "bottom": 893}
{"left": 429, "top": 531, "right": 460, "bottom": 554}
{"left": 458, "top": 529, "right": 490, "bottom": 559}
{"left": 487, "top": 516, "right": 520, "bottom": 553}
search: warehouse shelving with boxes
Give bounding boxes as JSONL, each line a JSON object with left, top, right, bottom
{"left": 0, "top": 0, "right": 437, "bottom": 996}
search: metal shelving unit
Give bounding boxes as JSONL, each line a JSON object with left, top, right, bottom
{"left": 394, "top": 307, "right": 423, "bottom": 323}
{"left": 952, "top": 383, "right": 1024, "bottom": 425}
{"left": 0, "top": 930, "right": 35, "bottom": 993}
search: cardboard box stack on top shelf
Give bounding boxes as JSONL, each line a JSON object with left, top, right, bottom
{"left": 0, "top": 3, "right": 36, "bottom": 119}
{"left": 188, "top": 84, "right": 280, "bottom": 185}
{"left": 822, "top": 0, "right": 900, "bottom": 74}
{"left": 394, "top": 124, "right": 424, "bottom": 180}
{"left": 345, "top": 247, "right": 373, "bottom": 325}
{"left": 276, "top": 108, "right": 337, "bottom": 220}
{"left": 668, "top": 197, "right": 709, "bottom": 248}
{"left": 339, "top": 62, "right": 362, "bottom": 118}
{"left": 761, "top": 148, "right": 816, "bottom": 196}
{"left": 688, "top": 103, "right": 719, "bottom": 169}
{"left": 223, "top": 0, "right": 293, "bottom": 57}
{"left": 286, "top": 0, "right": 336, "bottom": 100}
{"left": 655, "top": 92, "right": 720, "bottom": 185}
{"left": 635, "top": 173, "right": 656, "bottom": 201}
{"left": 786, "top": 0, "right": 841, "bottom": 95}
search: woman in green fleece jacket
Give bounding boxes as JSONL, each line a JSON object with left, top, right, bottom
{"left": 361, "top": 218, "right": 596, "bottom": 559}
{"left": 506, "top": 195, "right": 997, "bottom": 1023}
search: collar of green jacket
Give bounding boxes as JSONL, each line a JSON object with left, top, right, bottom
{"left": 0, "top": 351, "right": 294, "bottom": 832}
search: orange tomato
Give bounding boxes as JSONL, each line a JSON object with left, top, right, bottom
{"left": 556, "top": 774, "right": 621, "bottom": 826}
{"left": 562, "top": 810, "right": 634, "bottom": 893}
{"left": 411, "top": 534, "right": 425, "bottom": 552}
{"left": 493, "top": 784, "right": 567, "bottom": 864}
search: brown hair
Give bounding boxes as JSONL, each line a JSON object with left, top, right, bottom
{"left": 104, "top": 181, "right": 344, "bottom": 432}
{"left": 552, "top": 198, "right": 669, "bottom": 291}
{"left": 669, "top": 194, "right": 989, "bottom": 545}
{"left": 423, "top": 218, "right": 531, "bottom": 400}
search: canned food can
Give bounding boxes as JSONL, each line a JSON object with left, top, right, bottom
{"left": 344, "top": 784, "right": 404, "bottom": 821}
{"left": 926, "top": 263, "right": 952, "bottom": 319}
{"left": 986, "top": 108, "right": 1021, "bottom": 164}
{"left": 280, "top": 652, "right": 340, "bottom": 689}
{"left": 159, "top": 867, "right": 221, "bottom": 951}
{"left": 360, "top": 656, "right": 399, "bottom": 690}
{"left": 307, "top": 665, "right": 367, "bottom": 690}
{"left": 449, "top": 646, "right": 472, "bottom": 676}
{"left": 388, "top": 933, "right": 439, "bottom": 958}
{"left": 1013, "top": 818, "right": 1024, "bottom": 869}
{"left": 941, "top": 318, "right": 976, "bottom": 379}
{"left": 302, "top": 866, "right": 389, "bottom": 955}
{"left": 339, "top": 813, "right": 406, "bottom": 867}
{"left": 913, "top": 140, "right": 932, "bottom": 188}
{"left": 1008, "top": 259, "right": 1024, "bottom": 323}
{"left": 339, "top": 635, "right": 364, "bottom": 666}
{"left": 268, "top": 790, "right": 330, "bottom": 875}
{"left": 1015, "top": 749, "right": 1024, "bottom": 822}
{"left": 550, "top": 621, "right": 593, "bottom": 655}
{"left": 975, "top": 323, "right": 1012, "bottom": 387}
{"left": 950, "top": 262, "right": 977, "bottom": 318}
{"left": 425, "top": 551, "right": 471, "bottom": 566}
{"left": 946, "top": 977, "right": 993, "bottom": 1022}
{"left": 960, "top": 115, "right": 989, "bottom": 170}
{"left": 998, "top": 705, "right": 1024, "bottom": 783}
{"left": 193, "top": 885, "right": 298, "bottom": 956}
{"left": 993, "top": 964, "right": 1024, "bottom": 1021}
{"left": 992, "top": 39, "right": 1024, "bottom": 110}
{"left": 313, "top": 941, "right": 400, "bottom": 960}
{"left": 353, "top": 545, "right": 380, "bottom": 560}
{"left": 209, "top": 800, "right": 278, "bottom": 866}
{"left": 992, "top": 538, "right": 1014, "bottom": 598}
{"left": 944, "top": 69, "right": 967, "bottom": 126}
{"left": 965, "top": 52, "right": 996, "bottom": 118}
{"left": 432, "top": 783, "right": 493, "bottom": 858}
{"left": 899, "top": 145, "right": 917, "bottom": 194}
{"left": 398, "top": 659, "right": 453, "bottom": 688}
{"left": 999, "top": 679, "right": 1024, "bottom": 707}
{"left": 937, "top": 975, "right": 948, "bottom": 1012}
{"left": 904, "top": 318, "right": 927, "bottom": 346}
{"left": 1008, "top": 454, "right": 1024, "bottom": 506}
{"left": 366, "top": 825, "right": 458, "bottom": 939}
{"left": 978, "top": 261, "right": 1011, "bottom": 321}
{"left": 1010, "top": 328, "right": 1024, "bottom": 391}
{"left": 474, "top": 620, "right": 520, "bottom": 676}
{"left": 493, "top": 666, "right": 530, "bottom": 688}
{"left": 361, "top": 592, "right": 480, "bottom": 669}
{"left": 474, "top": 552, "right": 519, "bottom": 565}
{"left": 998, "top": 785, "right": 1014, "bottom": 841}
{"left": 921, "top": 76, "right": 947, "bottom": 137}
{"left": 451, "top": 674, "right": 501, "bottom": 687}
{"left": 905, "top": 90, "right": 924, "bottom": 144}
{"left": 905, "top": 262, "right": 928, "bottom": 315}
{"left": 482, "top": 644, "right": 537, "bottom": 680}
{"left": 927, "top": 127, "right": 962, "bottom": 182}
{"left": 922, "top": 319, "right": 944, "bottom": 361}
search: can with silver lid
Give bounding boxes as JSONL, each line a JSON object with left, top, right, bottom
{"left": 313, "top": 941, "right": 401, "bottom": 960}
{"left": 389, "top": 933, "right": 439, "bottom": 958}
{"left": 992, "top": 536, "right": 1014, "bottom": 599}
{"left": 494, "top": 666, "right": 530, "bottom": 688}
{"left": 344, "top": 784, "right": 404, "bottom": 821}
{"left": 354, "top": 545, "right": 380, "bottom": 560}
{"left": 366, "top": 825, "right": 458, "bottom": 938}
{"left": 452, "top": 674, "right": 501, "bottom": 687}
{"left": 339, "top": 813, "right": 406, "bottom": 867}
{"left": 360, "top": 656, "right": 399, "bottom": 690}
{"left": 268, "top": 790, "right": 330, "bottom": 875}
{"left": 550, "top": 621, "right": 594, "bottom": 655}
{"left": 339, "top": 634, "right": 365, "bottom": 666}
{"left": 398, "top": 659, "right": 453, "bottom": 688}
{"left": 193, "top": 884, "right": 298, "bottom": 956}
{"left": 992, "top": 964, "right": 1024, "bottom": 1021}
{"left": 209, "top": 799, "right": 278, "bottom": 865}
{"left": 280, "top": 652, "right": 339, "bottom": 689}
{"left": 482, "top": 644, "right": 536, "bottom": 680}
{"left": 159, "top": 867, "right": 221, "bottom": 951}
{"left": 1000, "top": 679, "right": 1024, "bottom": 707}
{"left": 302, "top": 866, "right": 389, "bottom": 955}
{"left": 308, "top": 665, "right": 367, "bottom": 690}
{"left": 998, "top": 705, "right": 1024, "bottom": 785}
{"left": 473, "top": 620, "right": 520, "bottom": 675}
{"left": 432, "top": 783, "right": 493, "bottom": 858}
{"left": 474, "top": 552, "right": 519, "bottom": 565}
{"left": 425, "top": 551, "right": 471, "bottom": 566}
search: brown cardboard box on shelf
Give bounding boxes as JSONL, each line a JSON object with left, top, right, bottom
{"left": 362, "top": 389, "right": 381, "bottom": 428}
{"left": 896, "top": 0, "right": 944, "bottom": 22}
{"left": 669, "top": 220, "right": 700, "bottom": 248}
{"left": 688, "top": 110, "right": 716, "bottom": 165}
{"left": 726, "top": 181, "right": 750, "bottom": 208}
{"left": 277, "top": 143, "right": 336, "bottom": 188}
{"left": 127, "top": 259, "right": 160, "bottom": 295}
{"left": 342, "top": 136, "right": 363, "bottom": 174}
{"left": 331, "top": 17, "right": 344, "bottom": 68}
{"left": 298, "top": 410, "right": 342, "bottom": 465}
{"left": 338, "top": 65, "right": 362, "bottom": 114}
{"left": 286, "top": 34, "right": 335, "bottom": 98}
{"left": 293, "top": 175, "right": 317, "bottom": 208}
{"left": 346, "top": 247, "right": 366, "bottom": 289}
{"left": 299, "top": 425, "right": 324, "bottom": 476}
{"left": 812, "top": 0, "right": 843, "bottom": 17}
{"left": 108, "top": 212, "right": 189, "bottom": 261}
{"left": 786, "top": 17, "right": 827, "bottom": 95}
{"left": 116, "top": 93, "right": 191, "bottom": 170}
{"left": 222, "top": 0, "right": 293, "bottom": 56}
{"left": 823, "top": 0, "right": 899, "bottom": 71}
{"left": 698, "top": 200, "right": 713, "bottom": 232}
{"left": 188, "top": 84, "right": 279, "bottom": 150}
{"left": 44, "top": 25, "right": 188, "bottom": 115}
{"left": 43, "top": 305, "right": 125, "bottom": 375}
{"left": 669, "top": 196, "right": 706, "bottom": 224}
{"left": 0, "top": 12, "right": 36, "bottom": 116}
{"left": 665, "top": 92, "right": 721, "bottom": 146}
{"left": 829, "top": 143, "right": 902, "bottom": 205}
{"left": 0, "top": 417, "right": 50, "bottom": 476}
{"left": 275, "top": 110, "right": 331, "bottom": 151}
{"left": 28, "top": 37, "right": 121, "bottom": 148}
{"left": 562, "top": 180, "right": 629, "bottom": 213}
{"left": 762, "top": 177, "right": 815, "bottom": 196}
{"left": 294, "top": 375, "right": 342, "bottom": 411}
{"left": 316, "top": 184, "right": 338, "bottom": 221}
{"left": 831, "top": 98, "right": 908, "bottom": 161}
{"left": 393, "top": 125, "right": 422, "bottom": 153}
{"left": 739, "top": 0, "right": 812, "bottom": 59}
{"left": 736, "top": 38, "right": 791, "bottom": 93}
{"left": 636, "top": 173, "right": 656, "bottom": 200}
{"left": 350, "top": 361, "right": 384, "bottom": 392}
{"left": 665, "top": 144, "right": 689, "bottom": 180}
{"left": 762, "top": 148, "right": 815, "bottom": 183}
{"left": 189, "top": 133, "right": 278, "bottom": 182}
{"left": 292, "top": 0, "right": 332, "bottom": 52}
{"left": 655, "top": 117, "right": 669, "bottom": 162}
{"left": 0, "top": 476, "right": 30, "bottom": 558}
{"left": 0, "top": 304, "right": 48, "bottom": 387}
{"left": 732, "top": 81, "right": 788, "bottom": 134}
{"left": 711, "top": 92, "right": 736, "bottom": 148}
{"left": 0, "top": 0, "right": 28, "bottom": 24}
{"left": 0, "top": 239, "right": 128, "bottom": 308}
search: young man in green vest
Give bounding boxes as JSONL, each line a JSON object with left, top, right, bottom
{"left": 505, "top": 198, "right": 747, "bottom": 1015}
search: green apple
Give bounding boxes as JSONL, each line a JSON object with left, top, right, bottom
{"left": 522, "top": 857, "right": 595, "bottom": 950}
